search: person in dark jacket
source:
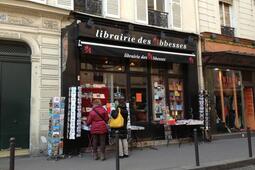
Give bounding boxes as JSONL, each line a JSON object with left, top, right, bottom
{"left": 87, "top": 99, "right": 109, "bottom": 161}
{"left": 111, "top": 99, "right": 129, "bottom": 158}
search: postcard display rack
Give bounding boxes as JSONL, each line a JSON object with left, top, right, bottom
{"left": 48, "top": 97, "right": 65, "bottom": 159}
{"left": 67, "top": 87, "right": 82, "bottom": 140}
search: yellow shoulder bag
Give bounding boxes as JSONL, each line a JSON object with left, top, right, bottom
{"left": 109, "top": 108, "right": 124, "bottom": 128}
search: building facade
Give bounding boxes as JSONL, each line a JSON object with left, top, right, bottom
{"left": 0, "top": 0, "right": 72, "bottom": 154}
{"left": 198, "top": 0, "right": 255, "bottom": 133}
{"left": 61, "top": 0, "right": 201, "bottom": 152}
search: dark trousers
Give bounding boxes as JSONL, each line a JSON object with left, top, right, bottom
{"left": 92, "top": 134, "right": 106, "bottom": 155}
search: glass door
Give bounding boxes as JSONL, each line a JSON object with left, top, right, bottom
{"left": 130, "top": 76, "right": 148, "bottom": 123}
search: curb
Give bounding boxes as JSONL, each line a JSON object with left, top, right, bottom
{"left": 184, "top": 158, "right": 255, "bottom": 170}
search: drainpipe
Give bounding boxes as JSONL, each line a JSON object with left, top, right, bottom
{"left": 194, "top": 0, "right": 204, "bottom": 91}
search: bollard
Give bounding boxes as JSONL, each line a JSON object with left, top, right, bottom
{"left": 194, "top": 129, "right": 200, "bottom": 166}
{"left": 9, "top": 137, "right": 15, "bottom": 170}
{"left": 247, "top": 127, "right": 252, "bottom": 157}
{"left": 115, "top": 131, "right": 120, "bottom": 170}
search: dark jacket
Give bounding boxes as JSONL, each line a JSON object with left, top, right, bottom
{"left": 111, "top": 105, "right": 128, "bottom": 139}
{"left": 87, "top": 106, "right": 109, "bottom": 135}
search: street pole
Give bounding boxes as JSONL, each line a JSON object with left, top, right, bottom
{"left": 115, "top": 131, "right": 120, "bottom": 170}
{"left": 247, "top": 127, "right": 252, "bottom": 157}
{"left": 194, "top": 129, "right": 200, "bottom": 166}
{"left": 9, "top": 137, "right": 15, "bottom": 170}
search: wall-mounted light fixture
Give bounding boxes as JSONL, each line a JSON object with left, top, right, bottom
{"left": 161, "top": 31, "right": 166, "bottom": 38}
{"left": 210, "top": 33, "right": 217, "bottom": 40}
{"left": 252, "top": 41, "right": 255, "bottom": 47}
{"left": 128, "top": 24, "right": 134, "bottom": 31}
{"left": 130, "top": 62, "right": 135, "bottom": 66}
{"left": 86, "top": 18, "right": 94, "bottom": 28}
{"left": 233, "top": 37, "right": 240, "bottom": 43}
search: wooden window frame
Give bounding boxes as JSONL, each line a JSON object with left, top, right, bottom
{"left": 135, "top": 0, "right": 148, "bottom": 24}
{"left": 105, "top": 0, "right": 120, "bottom": 18}
{"left": 219, "top": 1, "right": 232, "bottom": 27}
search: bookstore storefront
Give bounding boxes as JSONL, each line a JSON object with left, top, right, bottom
{"left": 62, "top": 14, "right": 198, "bottom": 150}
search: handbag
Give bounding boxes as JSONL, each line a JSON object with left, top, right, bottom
{"left": 109, "top": 108, "right": 124, "bottom": 128}
{"left": 93, "top": 109, "right": 111, "bottom": 132}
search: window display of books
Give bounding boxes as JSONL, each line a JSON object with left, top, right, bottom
{"left": 169, "top": 79, "right": 184, "bottom": 119}
{"left": 48, "top": 97, "right": 65, "bottom": 158}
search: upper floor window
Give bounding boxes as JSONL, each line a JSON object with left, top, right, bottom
{"left": 148, "top": 0, "right": 168, "bottom": 27}
{"left": 74, "top": 0, "right": 120, "bottom": 18}
{"left": 28, "top": 0, "right": 73, "bottom": 10}
{"left": 219, "top": 1, "right": 231, "bottom": 27}
{"left": 148, "top": 0, "right": 165, "bottom": 11}
{"left": 219, "top": 0, "right": 234, "bottom": 36}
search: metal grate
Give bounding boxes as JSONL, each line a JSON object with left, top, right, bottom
{"left": 221, "top": 26, "right": 235, "bottom": 37}
{"left": 0, "top": 40, "right": 31, "bottom": 57}
{"left": 148, "top": 9, "right": 168, "bottom": 28}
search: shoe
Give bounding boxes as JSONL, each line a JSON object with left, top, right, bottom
{"left": 93, "top": 154, "right": 99, "bottom": 160}
{"left": 119, "top": 155, "right": 124, "bottom": 159}
{"left": 124, "top": 154, "right": 129, "bottom": 158}
{"left": 100, "top": 153, "right": 105, "bottom": 161}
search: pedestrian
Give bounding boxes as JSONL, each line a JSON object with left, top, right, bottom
{"left": 87, "top": 99, "right": 109, "bottom": 161}
{"left": 111, "top": 99, "right": 129, "bottom": 158}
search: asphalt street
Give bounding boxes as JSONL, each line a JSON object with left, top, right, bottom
{"left": 1, "top": 137, "right": 255, "bottom": 170}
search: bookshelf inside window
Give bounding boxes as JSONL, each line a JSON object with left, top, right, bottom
{"left": 168, "top": 79, "right": 184, "bottom": 119}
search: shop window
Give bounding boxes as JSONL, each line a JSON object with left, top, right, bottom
{"left": 168, "top": 78, "right": 184, "bottom": 119}
{"left": 151, "top": 61, "right": 167, "bottom": 74}
{"left": 152, "top": 75, "right": 166, "bottom": 120}
{"left": 81, "top": 55, "right": 125, "bottom": 72}
{"left": 168, "top": 63, "right": 183, "bottom": 75}
{"left": 208, "top": 69, "right": 244, "bottom": 132}
{"left": 242, "top": 70, "right": 252, "bottom": 82}
{"left": 129, "top": 59, "right": 147, "bottom": 72}
{"left": 80, "top": 71, "right": 127, "bottom": 113}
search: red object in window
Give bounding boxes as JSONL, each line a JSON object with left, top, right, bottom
{"left": 167, "top": 119, "right": 176, "bottom": 125}
{"left": 147, "top": 52, "right": 153, "bottom": 60}
{"left": 84, "top": 45, "right": 92, "bottom": 54}
{"left": 188, "top": 57, "right": 194, "bottom": 64}
{"left": 81, "top": 87, "right": 109, "bottom": 117}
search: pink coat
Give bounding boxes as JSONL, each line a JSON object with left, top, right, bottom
{"left": 87, "top": 106, "right": 109, "bottom": 134}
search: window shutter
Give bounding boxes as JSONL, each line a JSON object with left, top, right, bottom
{"left": 56, "top": 0, "right": 73, "bottom": 10}
{"left": 106, "top": 0, "right": 120, "bottom": 18}
{"left": 135, "top": 0, "right": 148, "bottom": 24}
{"left": 171, "top": 0, "right": 182, "bottom": 29}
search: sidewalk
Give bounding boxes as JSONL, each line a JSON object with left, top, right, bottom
{"left": 1, "top": 137, "right": 255, "bottom": 170}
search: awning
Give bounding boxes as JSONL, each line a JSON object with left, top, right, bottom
{"left": 79, "top": 41, "right": 195, "bottom": 63}
{"left": 203, "top": 51, "right": 255, "bottom": 68}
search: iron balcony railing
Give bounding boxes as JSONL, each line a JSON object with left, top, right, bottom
{"left": 221, "top": 26, "right": 235, "bottom": 37}
{"left": 74, "top": 0, "right": 102, "bottom": 16}
{"left": 148, "top": 9, "right": 168, "bottom": 28}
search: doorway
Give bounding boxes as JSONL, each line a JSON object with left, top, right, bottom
{"left": 129, "top": 76, "right": 148, "bottom": 122}
{"left": 0, "top": 41, "right": 31, "bottom": 149}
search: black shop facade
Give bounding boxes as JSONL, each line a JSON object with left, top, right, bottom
{"left": 62, "top": 13, "right": 199, "bottom": 152}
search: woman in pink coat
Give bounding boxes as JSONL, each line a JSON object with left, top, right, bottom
{"left": 87, "top": 99, "right": 109, "bottom": 160}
